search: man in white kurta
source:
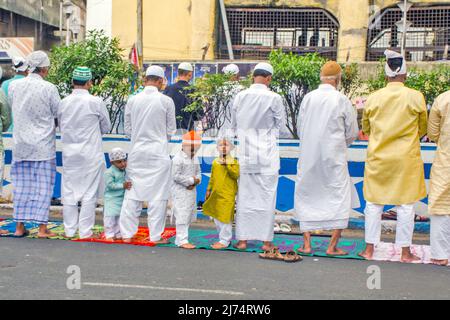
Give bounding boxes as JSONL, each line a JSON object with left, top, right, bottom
{"left": 120, "top": 66, "right": 177, "bottom": 244}
{"left": 232, "top": 62, "right": 283, "bottom": 251}
{"left": 59, "top": 67, "right": 111, "bottom": 239}
{"left": 295, "top": 61, "right": 360, "bottom": 256}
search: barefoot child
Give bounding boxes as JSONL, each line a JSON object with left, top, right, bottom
{"left": 172, "top": 131, "right": 202, "bottom": 249}
{"left": 104, "top": 148, "right": 131, "bottom": 241}
{"left": 203, "top": 137, "right": 239, "bottom": 249}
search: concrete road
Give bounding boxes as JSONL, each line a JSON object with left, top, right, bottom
{"left": 0, "top": 237, "right": 449, "bottom": 300}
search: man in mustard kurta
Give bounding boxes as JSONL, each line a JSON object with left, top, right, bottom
{"left": 203, "top": 137, "right": 239, "bottom": 249}
{"left": 428, "top": 90, "right": 450, "bottom": 266}
{"left": 359, "top": 50, "right": 428, "bottom": 263}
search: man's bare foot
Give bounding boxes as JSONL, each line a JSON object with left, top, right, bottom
{"left": 326, "top": 248, "right": 348, "bottom": 256}
{"left": 297, "top": 246, "right": 312, "bottom": 255}
{"left": 233, "top": 241, "right": 247, "bottom": 250}
{"left": 153, "top": 239, "right": 170, "bottom": 245}
{"left": 180, "top": 243, "right": 196, "bottom": 250}
{"left": 0, "top": 230, "right": 9, "bottom": 235}
{"left": 115, "top": 236, "right": 123, "bottom": 241}
{"left": 14, "top": 223, "right": 26, "bottom": 237}
{"left": 431, "top": 259, "right": 449, "bottom": 266}
{"left": 37, "top": 231, "right": 57, "bottom": 239}
{"left": 104, "top": 238, "right": 115, "bottom": 242}
{"left": 358, "top": 244, "right": 374, "bottom": 260}
{"left": 211, "top": 242, "right": 228, "bottom": 250}
{"left": 80, "top": 233, "right": 102, "bottom": 240}
{"left": 401, "top": 253, "right": 421, "bottom": 263}
{"left": 261, "top": 242, "right": 275, "bottom": 251}
{"left": 122, "top": 238, "right": 133, "bottom": 243}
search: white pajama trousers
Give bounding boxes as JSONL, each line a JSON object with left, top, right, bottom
{"left": 119, "top": 199, "right": 167, "bottom": 241}
{"left": 175, "top": 223, "right": 190, "bottom": 247}
{"left": 63, "top": 201, "right": 97, "bottom": 239}
{"left": 214, "top": 219, "right": 233, "bottom": 247}
{"left": 104, "top": 216, "right": 121, "bottom": 239}
{"left": 365, "top": 202, "right": 415, "bottom": 247}
{"left": 430, "top": 215, "right": 450, "bottom": 261}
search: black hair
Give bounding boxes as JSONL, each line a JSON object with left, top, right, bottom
{"left": 146, "top": 75, "right": 162, "bottom": 82}
{"left": 73, "top": 79, "right": 89, "bottom": 86}
{"left": 387, "top": 57, "right": 404, "bottom": 73}
{"left": 253, "top": 69, "right": 272, "bottom": 78}
{"left": 178, "top": 69, "right": 191, "bottom": 77}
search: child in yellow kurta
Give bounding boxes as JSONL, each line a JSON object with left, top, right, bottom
{"left": 203, "top": 138, "right": 240, "bottom": 249}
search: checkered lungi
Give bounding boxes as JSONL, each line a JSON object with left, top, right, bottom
{"left": 11, "top": 159, "right": 56, "bottom": 225}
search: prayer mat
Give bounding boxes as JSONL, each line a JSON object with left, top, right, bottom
{"left": 1, "top": 219, "right": 447, "bottom": 266}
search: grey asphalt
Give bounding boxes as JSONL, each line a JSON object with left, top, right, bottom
{"left": 1, "top": 236, "right": 449, "bottom": 300}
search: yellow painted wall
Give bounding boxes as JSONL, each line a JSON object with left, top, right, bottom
{"left": 112, "top": 0, "right": 450, "bottom": 62}
{"left": 112, "top": 0, "right": 216, "bottom": 61}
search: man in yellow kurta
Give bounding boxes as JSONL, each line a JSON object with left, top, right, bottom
{"left": 428, "top": 90, "right": 450, "bottom": 266}
{"left": 203, "top": 137, "right": 239, "bottom": 249}
{"left": 359, "top": 50, "right": 428, "bottom": 263}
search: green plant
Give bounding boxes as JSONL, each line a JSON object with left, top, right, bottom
{"left": 269, "top": 50, "right": 326, "bottom": 138}
{"left": 186, "top": 73, "right": 250, "bottom": 133}
{"left": 47, "top": 30, "right": 137, "bottom": 133}
{"left": 340, "top": 63, "right": 363, "bottom": 100}
{"left": 366, "top": 61, "right": 450, "bottom": 105}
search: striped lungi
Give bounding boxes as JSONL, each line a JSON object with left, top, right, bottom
{"left": 11, "top": 159, "right": 56, "bottom": 225}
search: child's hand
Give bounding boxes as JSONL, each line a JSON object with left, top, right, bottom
{"left": 187, "top": 185, "right": 195, "bottom": 191}
{"left": 205, "top": 190, "right": 211, "bottom": 200}
{"left": 218, "top": 157, "right": 227, "bottom": 165}
{"left": 123, "top": 181, "right": 132, "bottom": 190}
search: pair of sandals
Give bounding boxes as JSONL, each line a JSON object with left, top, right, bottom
{"left": 259, "top": 247, "right": 302, "bottom": 263}
{"left": 274, "top": 223, "right": 292, "bottom": 234}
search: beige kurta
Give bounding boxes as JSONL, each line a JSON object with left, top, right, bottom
{"left": 363, "top": 82, "right": 428, "bottom": 205}
{"left": 428, "top": 90, "right": 450, "bottom": 216}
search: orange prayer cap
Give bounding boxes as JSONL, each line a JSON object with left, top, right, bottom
{"left": 182, "top": 131, "right": 202, "bottom": 146}
{"left": 321, "top": 61, "right": 342, "bottom": 77}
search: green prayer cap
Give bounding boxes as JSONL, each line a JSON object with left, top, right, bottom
{"left": 73, "top": 66, "right": 92, "bottom": 82}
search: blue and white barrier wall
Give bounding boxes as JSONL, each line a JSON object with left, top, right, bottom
{"left": 2, "top": 134, "right": 437, "bottom": 217}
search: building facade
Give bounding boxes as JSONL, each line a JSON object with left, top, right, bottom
{"left": 103, "top": 0, "right": 450, "bottom": 62}
{"left": 0, "top": 0, "right": 87, "bottom": 53}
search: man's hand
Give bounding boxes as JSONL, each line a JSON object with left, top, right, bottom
{"left": 187, "top": 185, "right": 195, "bottom": 191}
{"left": 123, "top": 181, "right": 132, "bottom": 190}
{"left": 205, "top": 190, "right": 211, "bottom": 200}
{"left": 193, "top": 177, "right": 201, "bottom": 186}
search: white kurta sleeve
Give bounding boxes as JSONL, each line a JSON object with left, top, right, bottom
{"left": 124, "top": 99, "right": 133, "bottom": 138}
{"left": 296, "top": 97, "right": 308, "bottom": 140}
{"left": 230, "top": 94, "right": 239, "bottom": 135}
{"left": 165, "top": 97, "right": 177, "bottom": 138}
{"left": 343, "top": 98, "right": 359, "bottom": 146}
{"left": 98, "top": 100, "right": 112, "bottom": 134}
{"left": 173, "top": 157, "right": 195, "bottom": 187}
{"left": 48, "top": 85, "right": 61, "bottom": 119}
{"left": 271, "top": 96, "right": 284, "bottom": 132}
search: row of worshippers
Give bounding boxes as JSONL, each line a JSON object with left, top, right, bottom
{"left": 1, "top": 50, "right": 449, "bottom": 266}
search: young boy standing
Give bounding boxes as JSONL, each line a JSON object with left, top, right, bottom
{"left": 203, "top": 138, "right": 239, "bottom": 249}
{"left": 104, "top": 148, "right": 131, "bottom": 241}
{"left": 172, "top": 131, "right": 202, "bottom": 249}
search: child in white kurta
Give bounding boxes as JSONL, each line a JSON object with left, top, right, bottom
{"left": 172, "top": 131, "right": 202, "bottom": 249}
{"left": 104, "top": 148, "right": 131, "bottom": 241}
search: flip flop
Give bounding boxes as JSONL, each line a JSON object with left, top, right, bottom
{"left": 279, "top": 224, "right": 292, "bottom": 233}
{"left": 274, "top": 223, "right": 281, "bottom": 233}
{"left": 284, "top": 251, "right": 303, "bottom": 263}
{"left": 259, "top": 247, "right": 285, "bottom": 261}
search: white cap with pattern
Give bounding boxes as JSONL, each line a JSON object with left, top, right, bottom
{"left": 109, "top": 148, "right": 127, "bottom": 162}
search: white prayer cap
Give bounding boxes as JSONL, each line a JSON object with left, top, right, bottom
{"left": 109, "top": 148, "right": 127, "bottom": 162}
{"left": 26, "top": 51, "right": 50, "bottom": 73}
{"left": 254, "top": 62, "right": 274, "bottom": 75}
{"left": 145, "top": 65, "right": 165, "bottom": 78}
{"left": 223, "top": 64, "right": 240, "bottom": 75}
{"left": 384, "top": 49, "right": 407, "bottom": 78}
{"left": 178, "top": 62, "right": 194, "bottom": 72}
{"left": 12, "top": 57, "right": 28, "bottom": 72}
